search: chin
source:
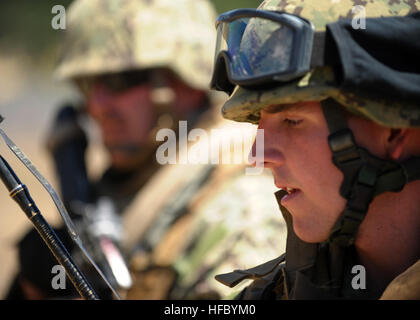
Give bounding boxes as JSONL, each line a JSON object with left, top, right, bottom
{"left": 292, "top": 219, "right": 330, "bottom": 244}
{"left": 111, "top": 154, "right": 138, "bottom": 171}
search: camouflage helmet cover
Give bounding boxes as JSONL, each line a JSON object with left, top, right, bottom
{"left": 221, "top": 0, "right": 420, "bottom": 128}
{"left": 54, "top": 0, "right": 217, "bottom": 91}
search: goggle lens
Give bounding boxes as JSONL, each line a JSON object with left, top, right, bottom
{"left": 212, "top": 10, "right": 315, "bottom": 94}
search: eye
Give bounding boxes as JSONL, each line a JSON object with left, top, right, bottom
{"left": 284, "top": 118, "right": 303, "bottom": 126}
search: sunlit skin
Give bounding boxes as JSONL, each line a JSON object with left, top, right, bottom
{"left": 250, "top": 101, "right": 346, "bottom": 242}
{"left": 250, "top": 100, "right": 420, "bottom": 293}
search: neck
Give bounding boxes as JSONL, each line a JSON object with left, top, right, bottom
{"left": 355, "top": 180, "right": 420, "bottom": 295}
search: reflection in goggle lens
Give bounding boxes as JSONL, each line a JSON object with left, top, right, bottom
{"left": 227, "top": 17, "right": 293, "bottom": 79}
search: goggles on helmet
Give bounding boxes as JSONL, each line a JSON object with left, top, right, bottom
{"left": 210, "top": 9, "right": 321, "bottom": 95}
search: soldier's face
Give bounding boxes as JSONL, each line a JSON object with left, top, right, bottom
{"left": 86, "top": 82, "right": 156, "bottom": 169}
{"left": 84, "top": 71, "right": 207, "bottom": 170}
{"left": 250, "top": 101, "right": 344, "bottom": 243}
{"left": 251, "top": 101, "right": 391, "bottom": 243}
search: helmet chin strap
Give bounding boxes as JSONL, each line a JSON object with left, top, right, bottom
{"left": 320, "top": 98, "right": 420, "bottom": 247}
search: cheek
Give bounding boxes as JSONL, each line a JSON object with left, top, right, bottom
{"left": 116, "top": 91, "right": 156, "bottom": 130}
{"left": 86, "top": 99, "right": 104, "bottom": 121}
{"left": 293, "top": 138, "right": 342, "bottom": 193}
{"left": 289, "top": 129, "right": 346, "bottom": 215}
{"left": 288, "top": 125, "right": 332, "bottom": 179}
{"left": 289, "top": 145, "right": 346, "bottom": 242}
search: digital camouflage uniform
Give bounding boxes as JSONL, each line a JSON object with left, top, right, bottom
{"left": 212, "top": 0, "right": 420, "bottom": 300}
{"left": 7, "top": 0, "right": 288, "bottom": 300}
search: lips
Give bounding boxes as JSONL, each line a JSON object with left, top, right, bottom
{"left": 274, "top": 183, "right": 301, "bottom": 205}
{"left": 280, "top": 188, "right": 301, "bottom": 205}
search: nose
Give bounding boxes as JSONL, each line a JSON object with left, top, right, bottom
{"left": 248, "top": 111, "right": 285, "bottom": 169}
{"left": 86, "top": 83, "right": 118, "bottom": 119}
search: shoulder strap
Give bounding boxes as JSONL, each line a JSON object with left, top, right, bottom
{"left": 235, "top": 258, "right": 287, "bottom": 300}
{"left": 215, "top": 253, "right": 285, "bottom": 288}
{"left": 215, "top": 254, "right": 287, "bottom": 300}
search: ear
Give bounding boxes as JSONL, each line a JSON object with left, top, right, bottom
{"left": 386, "top": 129, "right": 409, "bottom": 160}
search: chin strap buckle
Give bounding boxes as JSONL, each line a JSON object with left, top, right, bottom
{"left": 328, "top": 129, "right": 362, "bottom": 165}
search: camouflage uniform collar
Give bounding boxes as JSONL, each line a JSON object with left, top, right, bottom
{"left": 94, "top": 151, "right": 160, "bottom": 212}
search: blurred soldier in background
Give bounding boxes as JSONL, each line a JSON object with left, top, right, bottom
{"left": 5, "top": 0, "right": 286, "bottom": 300}
{"left": 210, "top": 0, "right": 420, "bottom": 299}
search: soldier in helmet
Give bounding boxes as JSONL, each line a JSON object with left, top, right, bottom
{"left": 6, "top": 0, "right": 287, "bottom": 300}
{"left": 211, "top": 0, "right": 420, "bottom": 299}
{"left": 5, "top": 0, "right": 216, "bottom": 300}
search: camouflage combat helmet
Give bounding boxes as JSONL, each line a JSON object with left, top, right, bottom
{"left": 54, "top": 0, "right": 217, "bottom": 91}
{"left": 222, "top": 0, "right": 420, "bottom": 128}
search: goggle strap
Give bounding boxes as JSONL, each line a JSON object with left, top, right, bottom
{"left": 310, "top": 32, "right": 327, "bottom": 69}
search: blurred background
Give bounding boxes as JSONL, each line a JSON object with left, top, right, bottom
{"left": 0, "top": 0, "right": 262, "bottom": 298}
